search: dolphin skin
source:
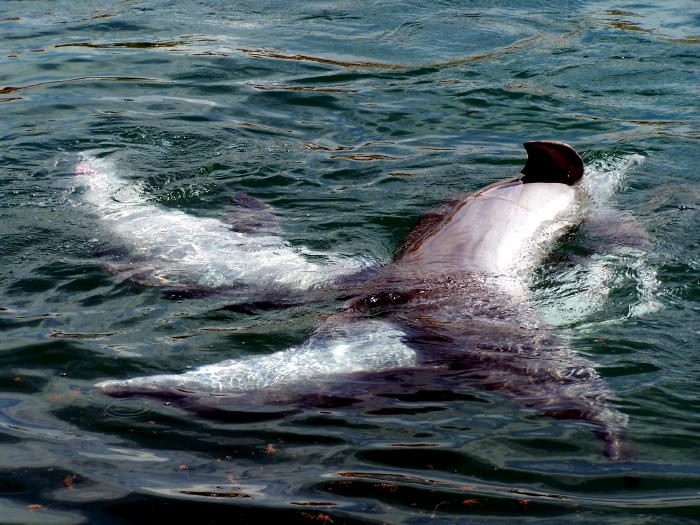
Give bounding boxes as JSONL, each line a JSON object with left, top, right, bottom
{"left": 83, "top": 142, "right": 632, "bottom": 460}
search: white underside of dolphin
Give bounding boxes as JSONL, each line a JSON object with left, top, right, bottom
{"left": 75, "top": 154, "right": 367, "bottom": 290}
{"left": 98, "top": 319, "right": 417, "bottom": 396}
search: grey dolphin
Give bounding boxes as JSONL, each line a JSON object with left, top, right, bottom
{"left": 85, "top": 142, "right": 632, "bottom": 460}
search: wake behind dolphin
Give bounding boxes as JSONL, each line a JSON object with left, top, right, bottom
{"left": 80, "top": 142, "right": 638, "bottom": 459}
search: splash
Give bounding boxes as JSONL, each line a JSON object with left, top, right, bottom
{"left": 533, "top": 153, "right": 662, "bottom": 326}
{"left": 581, "top": 153, "right": 645, "bottom": 206}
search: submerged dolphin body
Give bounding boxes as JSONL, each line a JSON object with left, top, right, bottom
{"left": 82, "top": 142, "right": 631, "bottom": 460}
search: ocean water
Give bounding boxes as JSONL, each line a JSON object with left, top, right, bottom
{"left": 1, "top": 1, "right": 699, "bottom": 523}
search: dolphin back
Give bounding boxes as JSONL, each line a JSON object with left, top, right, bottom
{"left": 396, "top": 142, "right": 584, "bottom": 275}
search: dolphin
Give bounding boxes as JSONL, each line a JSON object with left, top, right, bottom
{"left": 81, "top": 142, "right": 632, "bottom": 460}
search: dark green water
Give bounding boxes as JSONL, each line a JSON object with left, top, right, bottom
{"left": 1, "top": 1, "right": 699, "bottom": 523}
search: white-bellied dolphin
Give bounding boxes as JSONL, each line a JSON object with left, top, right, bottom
{"left": 79, "top": 142, "right": 632, "bottom": 460}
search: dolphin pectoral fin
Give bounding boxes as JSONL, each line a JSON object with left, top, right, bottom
{"left": 545, "top": 410, "right": 635, "bottom": 462}
{"left": 583, "top": 208, "right": 650, "bottom": 248}
{"left": 521, "top": 141, "right": 584, "bottom": 186}
{"left": 539, "top": 394, "right": 634, "bottom": 461}
{"left": 224, "top": 192, "right": 283, "bottom": 236}
{"left": 598, "top": 428, "right": 636, "bottom": 462}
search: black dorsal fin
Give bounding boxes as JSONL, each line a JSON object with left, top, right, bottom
{"left": 520, "top": 141, "right": 583, "bottom": 185}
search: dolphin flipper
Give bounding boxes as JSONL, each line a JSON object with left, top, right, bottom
{"left": 225, "top": 192, "right": 283, "bottom": 236}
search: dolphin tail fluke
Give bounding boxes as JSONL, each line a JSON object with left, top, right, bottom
{"left": 598, "top": 427, "right": 636, "bottom": 462}
{"left": 521, "top": 141, "right": 584, "bottom": 185}
{"left": 545, "top": 400, "right": 634, "bottom": 461}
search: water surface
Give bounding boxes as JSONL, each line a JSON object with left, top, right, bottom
{"left": 1, "top": 1, "right": 699, "bottom": 523}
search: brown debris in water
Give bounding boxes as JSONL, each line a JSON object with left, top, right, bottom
{"left": 63, "top": 475, "right": 77, "bottom": 490}
{"left": 300, "top": 512, "right": 334, "bottom": 523}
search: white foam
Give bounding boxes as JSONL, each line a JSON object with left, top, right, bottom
{"left": 534, "top": 153, "right": 662, "bottom": 326}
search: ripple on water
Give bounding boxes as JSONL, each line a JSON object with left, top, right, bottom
{"left": 0, "top": 0, "right": 699, "bottom": 523}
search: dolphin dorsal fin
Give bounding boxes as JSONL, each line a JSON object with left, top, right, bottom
{"left": 520, "top": 141, "right": 583, "bottom": 185}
